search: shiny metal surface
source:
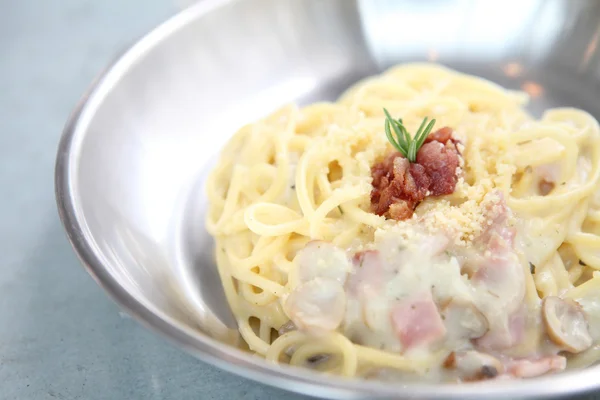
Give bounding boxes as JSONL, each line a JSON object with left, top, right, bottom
{"left": 55, "top": 0, "right": 600, "bottom": 398}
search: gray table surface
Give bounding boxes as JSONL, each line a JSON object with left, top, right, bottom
{"left": 1, "top": 1, "right": 598, "bottom": 399}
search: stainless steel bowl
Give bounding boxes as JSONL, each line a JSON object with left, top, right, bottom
{"left": 55, "top": 0, "right": 600, "bottom": 398}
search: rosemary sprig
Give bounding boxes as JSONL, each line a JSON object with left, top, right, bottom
{"left": 383, "top": 108, "right": 436, "bottom": 163}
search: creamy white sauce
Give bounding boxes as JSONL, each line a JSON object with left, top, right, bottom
{"left": 282, "top": 201, "right": 589, "bottom": 381}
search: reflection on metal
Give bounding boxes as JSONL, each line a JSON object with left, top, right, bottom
{"left": 522, "top": 81, "right": 544, "bottom": 98}
{"left": 581, "top": 24, "right": 600, "bottom": 72}
{"left": 503, "top": 63, "right": 524, "bottom": 78}
{"left": 359, "top": 0, "right": 563, "bottom": 66}
{"left": 427, "top": 49, "right": 439, "bottom": 62}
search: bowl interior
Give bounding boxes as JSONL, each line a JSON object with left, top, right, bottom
{"left": 60, "top": 0, "right": 600, "bottom": 397}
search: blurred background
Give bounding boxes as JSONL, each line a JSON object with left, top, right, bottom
{"left": 1, "top": 1, "right": 306, "bottom": 399}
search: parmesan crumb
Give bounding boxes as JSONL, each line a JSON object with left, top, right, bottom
{"left": 415, "top": 191, "right": 504, "bottom": 247}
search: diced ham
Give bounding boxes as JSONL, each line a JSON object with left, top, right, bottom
{"left": 472, "top": 219, "right": 524, "bottom": 312}
{"left": 347, "top": 250, "right": 384, "bottom": 296}
{"left": 472, "top": 253, "right": 522, "bottom": 303}
{"left": 506, "top": 356, "right": 566, "bottom": 378}
{"left": 390, "top": 292, "right": 447, "bottom": 349}
{"left": 472, "top": 242, "right": 526, "bottom": 350}
{"left": 471, "top": 195, "right": 527, "bottom": 350}
{"left": 508, "top": 310, "right": 526, "bottom": 345}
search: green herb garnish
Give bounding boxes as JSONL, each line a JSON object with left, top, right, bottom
{"left": 383, "top": 108, "right": 436, "bottom": 163}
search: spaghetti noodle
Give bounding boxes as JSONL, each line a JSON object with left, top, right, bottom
{"left": 205, "top": 63, "right": 600, "bottom": 382}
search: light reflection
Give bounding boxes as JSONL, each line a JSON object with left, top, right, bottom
{"left": 580, "top": 24, "right": 600, "bottom": 72}
{"left": 211, "top": 76, "right": 318, "bottom": 139}
{"left": 359, "top": 0, "right": 562, "bottom": 63}
{"left": 427, "top": 49, "right": 439, "bottom": 62}
{"left": 503, "top": 62, "right": 524, "bottom": 78}
{"left": 134, "top": 76, "right": 317, "bottom": 242}
{"left": 521, "top": 81, "right": 544, "bottom": 98}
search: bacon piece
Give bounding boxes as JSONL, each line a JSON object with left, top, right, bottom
{"left": 472, "top": 247, "right": 525, "bottom": 350}
{"left": 405, "top": 162, "right": 431, "bottom": 200}
{"left": 506, "top": 356, "right": 566, "bottom": 378}
{"left": 390, "top": 292, "right": 447, "bottom": 349}
{"left": 370, "top": 154, "right": 431, "bottom": 218}
{"left": 388, "top": 201, "right": 413, "bottom": 220}
{"left": 416, "top": 140, "right": 460, "bottom": 196}
{"left": 389, "top": 156, "right": 431, "bottom": 202}
{"left": 476, "top": 308, "right": 525, "bottom": 350}
{"left": 424, "top": 127, "right": 454, "bottom": 144}
{"left": 370, "top": 127, "right": 461, "bottom": 220}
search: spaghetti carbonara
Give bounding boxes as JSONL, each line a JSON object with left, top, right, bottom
{"left": 205, "top": 63, "right": 600, "bottom": 382}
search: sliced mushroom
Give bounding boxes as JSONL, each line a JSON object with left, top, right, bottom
{"left": 542, "top": 296, "right": 592, "bottom": 353}
{"left": 441, "top": 298, "right": 489, "bottom": 340}
{"left": 443, "top": 350, "right": 504, "bottom": 381}
{"left": 283, "top": 277, "right": 346, "bottom": 332}
{"left": 306, "top": 354, "right": 330, "bottom": 367}
{"left": 278, "top": 320, "right": 297, "bottom": 335}
{"left": 294, "top": 241, "right": 351, "bottom": 285}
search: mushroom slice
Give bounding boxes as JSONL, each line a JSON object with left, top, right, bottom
{"left": 283, "top": 278, "right": 346, "bottom": 332}
{"left": 306, "top": 354, "right": 330, "bottom": 367}
{"left": 278, "top": 320, "right": 297, "bottom": 335}
{"left": 441, "top": 299, "right": 489, "bottom": 340}
{"left": 294, "top": 241, "right": 351, "bottom": 285}
{"left": 443, "top": 350, "right": 503, "bottom": 381}
{"left": 542, "top": 296, "right": 592, "bottom": 353}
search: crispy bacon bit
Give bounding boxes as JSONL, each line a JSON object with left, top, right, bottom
{"left": 370, "top": 154, "right": 431, "bottom": 218}
{"left": 370, "top": 127, "right": 461, "bottom": 220}
{"left": 424, "top": 126, "right": 454, "bottom": 144}
{"left": 417, "top": 141, "right": 460, "bottom": 196}
{"left": 443, "top": 352, "right": 457, "bottom": 368}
